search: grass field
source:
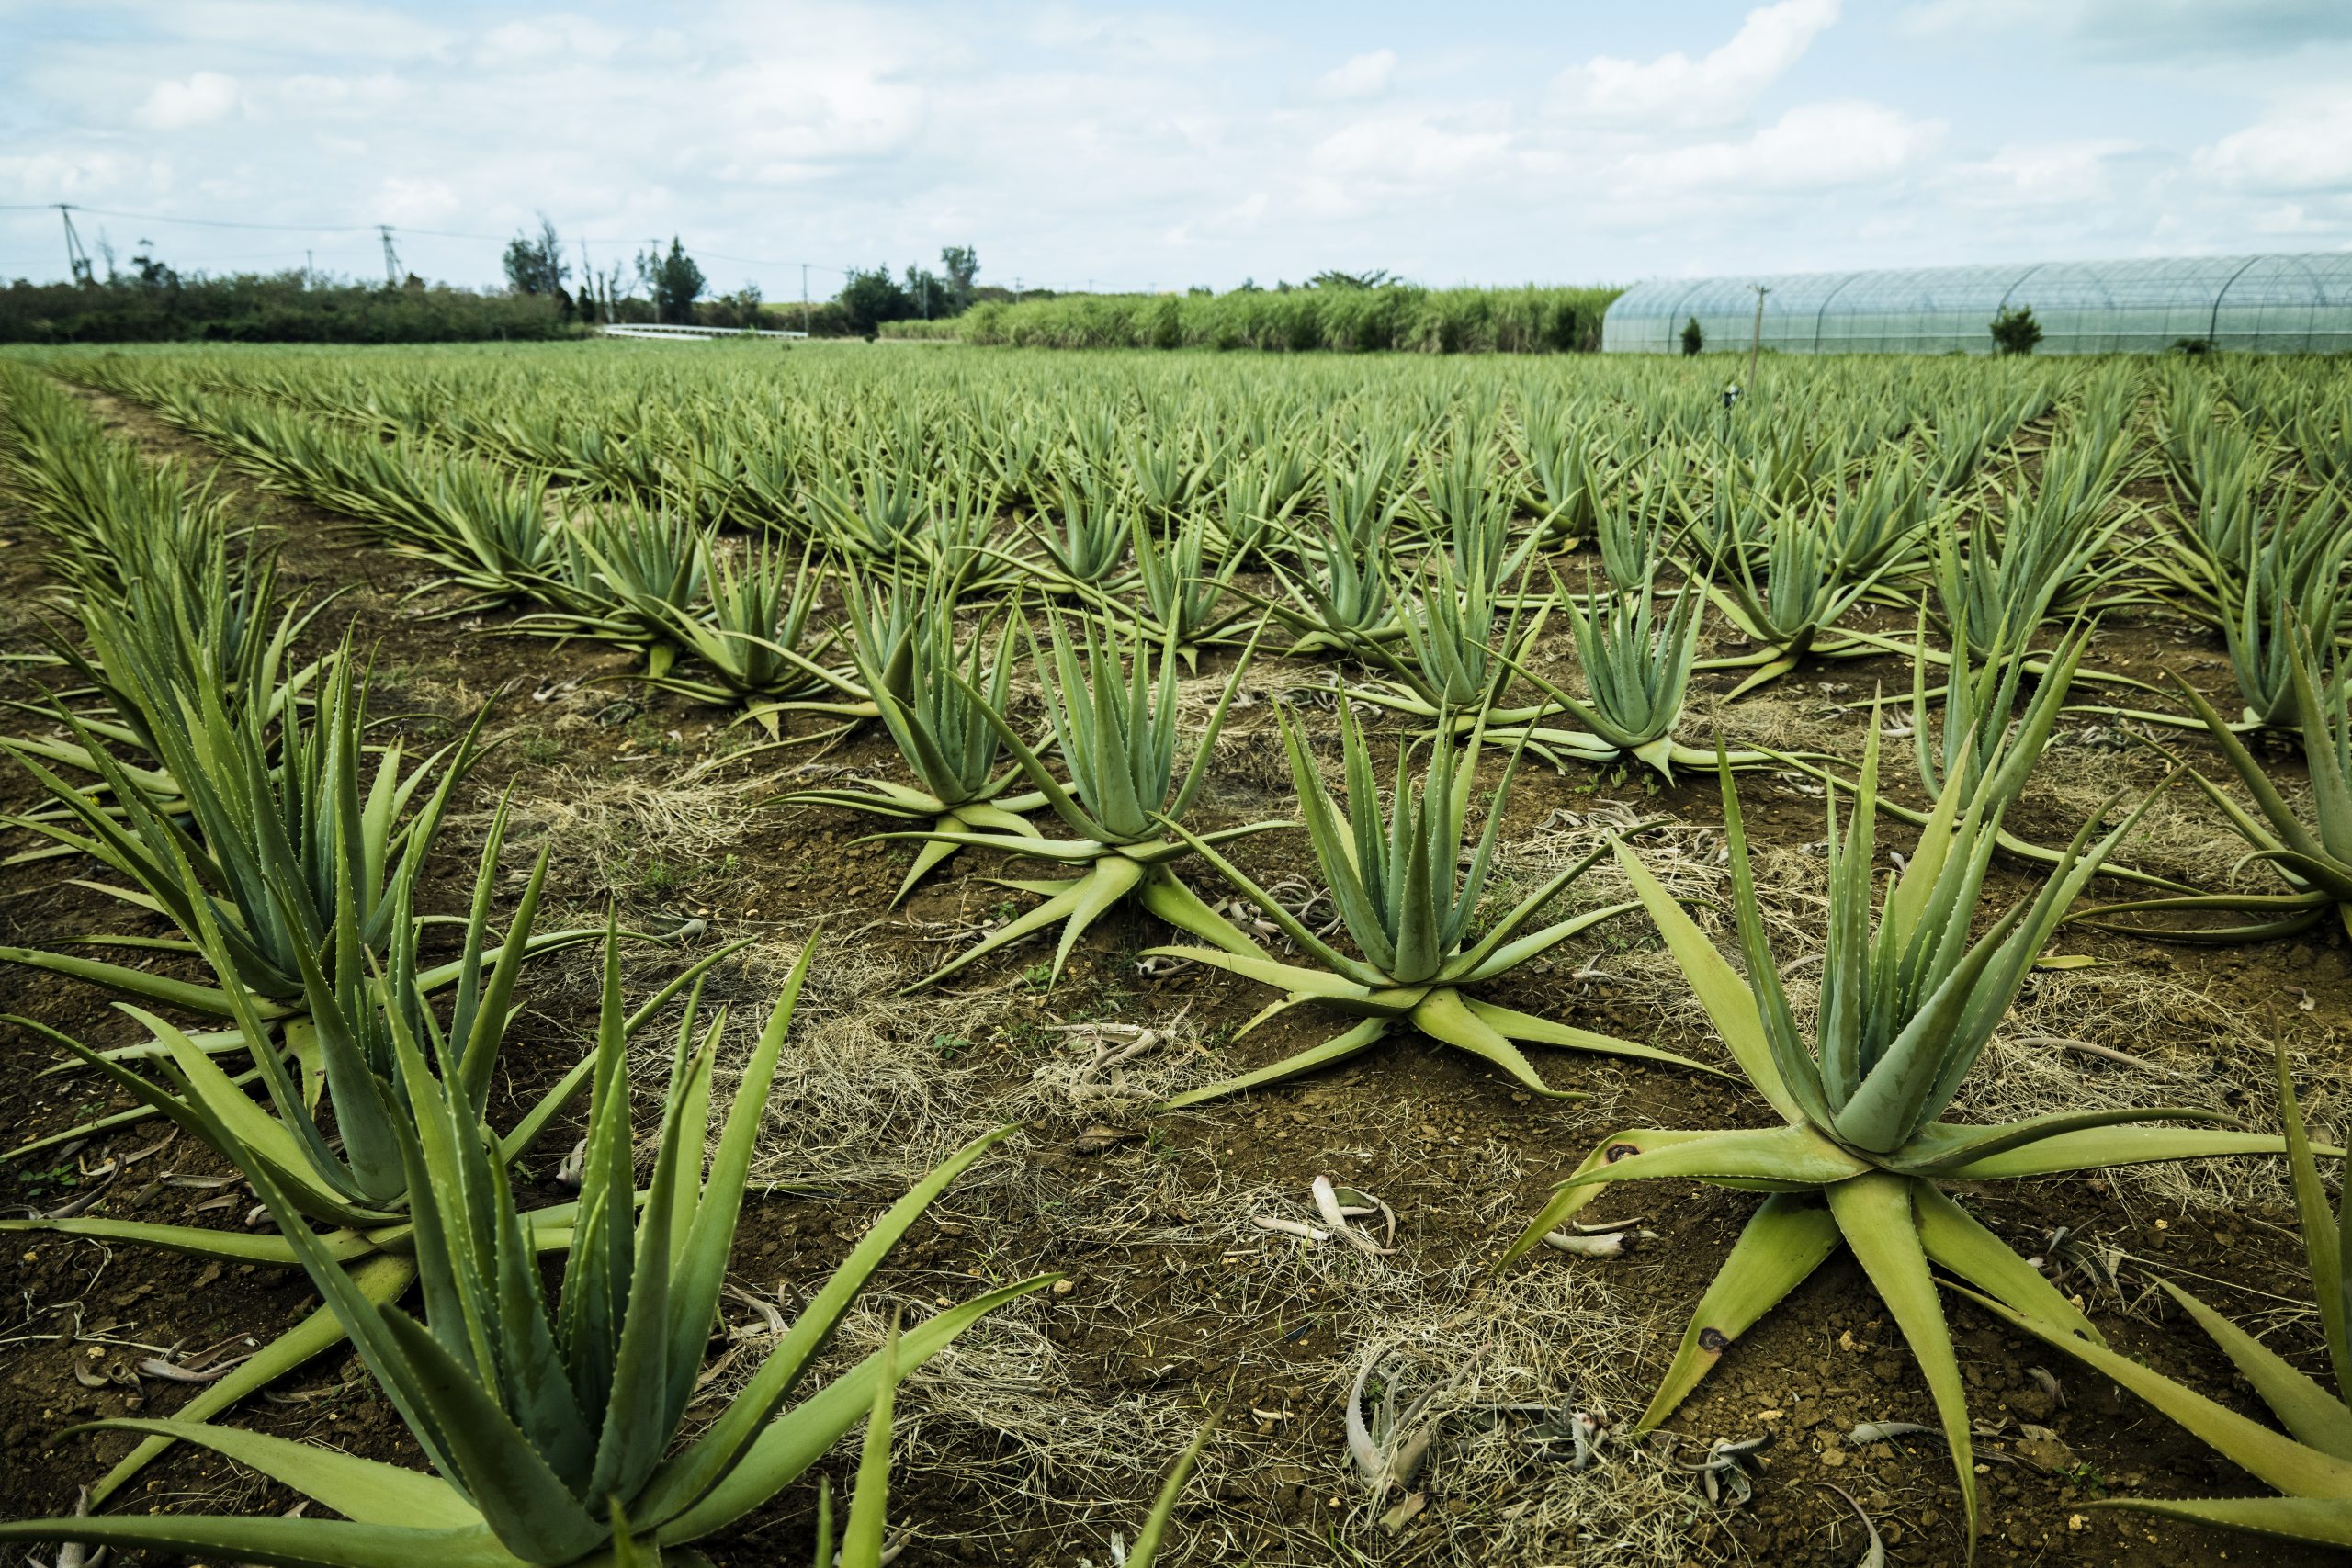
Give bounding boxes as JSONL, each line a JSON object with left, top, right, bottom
{"left": 0, "top": 337, "right": 2347, "bottom": 1566}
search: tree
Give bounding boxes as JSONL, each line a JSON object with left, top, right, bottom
{"left": 503, "top": 215, "right": 569, "bottom": 297}
{"left": 1681, "top": 315, "right": 1703, "bottom": 356}
{"left": 636, "top": 238, "right": 706, "bottom": 325}
{"left": 1990, "top": 304, "right": 2042, "bottom": 356}
{"left": 707, "top": 283, "right": 763, "bottom": 330}
{"left": 902, "top": 264, "right": 947, "bottom": 319}
{"left": 1309, "top": 268, "right": 1399, "bottom": 290}
{"left": 838, "top": 266, "right": 912, "bottom": 337}
{"left": 939, "top": 245, "right": 979, "bottom": 311}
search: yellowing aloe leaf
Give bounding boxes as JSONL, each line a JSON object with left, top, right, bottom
{"left": 1826, "top": 1173, "right": 1977, "bottom": 1557}
{"left": 1635, "top": 1194, "right": 1839, "bottom": 1431}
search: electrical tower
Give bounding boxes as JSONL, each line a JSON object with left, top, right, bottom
{"left": 57, "top": 204, "right": 94, "bottom": 286}
{"left": 378, "top": 225, "right": 402, "bottom": 286}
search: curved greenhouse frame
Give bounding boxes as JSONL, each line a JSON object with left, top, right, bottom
{"left": 1602, "top": 253, "right": 2352, "bottom": 355}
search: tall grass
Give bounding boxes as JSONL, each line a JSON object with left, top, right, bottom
{"left": 886, "top": 284, "right": 1623, "bottom": 354}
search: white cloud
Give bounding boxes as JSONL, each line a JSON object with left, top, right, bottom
{"left": 1949, "top": 138, "right": 2137, "bottom": 207}
{"left": 1317, "top": 50, "right": 1396, "bottom": 102}
{"left": 476, "top": 16, "right": 626, "bottom": 67}
{"left": 1554, "top": 0, "right": 1840, "bottom": 126}
{"left": 1616, "top": 100, "right": 1943, "bottom": 194}
{"left": 1300, "top": 107, "right": 1518, "bottom": 219}
{"left": 133, "top": 71, "right": 241, "bottom": 130}
{"left": 2196, "top": 96, "right": 2352, "bottom": 192}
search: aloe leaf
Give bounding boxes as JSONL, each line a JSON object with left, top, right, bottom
{"left": 1975, "top": 1291, "right": 2352, "bottom": 1502}
{"left": 1159, "top": 1017, "right": 1391, "bottom": 1110}
{"left": 1912, "top": 1182, "right": 2100, "bottom": 1344}
{"left": 1407, "top": 987, "right": 1581, "bottom": 1099}
{"left": 2279, "top": 1043, "right": 2352, "bottom": 1403}
{"left": 1459, "top": 997, "right": 1723, "bottom": 1076}
{"left": 2156, "top": 1280, "right": 2352, "bottom": 1461}
{"left": 2092, "top": 1495, "right": 2352, "bottom": 1546}
{"left": 1138, "top": 944, "right": 1370, "bottom": 1000}
{"left": 0, "top": 1514, "right": 519, "bottom": 1568}
{"left": 376, "top": 1309, "right": 607, "bottom": 1559}
{"left": 79, "top": 1415, "right": 477, "bottom": 1528}
{"left": 1826, "top": 1173, "right": 1976, "bottom": 1555}
{"left": 1132, "top": 864, "right": 1271, "bottom": 960}
{"left": 0, "top": 943, "right": 276, "bottom": 1018}
{"left": 1948, "top": 1126, "right": 2295, "bottom": 1180}
{"left": 0, "top": 1213, "right": 348, "bottom": 1267}
{"left": 1048, "top": 852, "right": 1147, "bottom": 980}
{"left": 1497, "top": 1130, "right": 1722, "bottom": 1269}
{"left": 89, "top": 1252, "right": 417, "bottom": 1502}
{"left": 1145, "top": 809, "right": 1374, "bottom": 982}
{"left": 1896, "top": 1107, "right": 2231, "bottom": 1176}
{"left": 839, "top": 1321, "right": 897, "bottom": 1568}
{"left": 1125, "top": 1419, "right": 1215, "bottom": 1568}
{"left": 902, "top": 876, "right": 1087, "bottom": 991}
{"left": 633, "top": 1131, "right": 1020, "bottom": 1524}
{"left": 653, "top": 1277, "right": 1056, "bottom": 1540}
{"left": 1608, "top": 840, "right": 1800, "bottom": 1122}
{"left": 1554, "top": 1122, "right": 1868, "bottom": 1192}
{"left": 1634, "top": 1193, "right": 1840, "bottom": 1430}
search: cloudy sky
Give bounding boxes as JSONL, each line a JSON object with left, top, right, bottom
{"left": 4, "top": 0, "right": 2349, "bottom": 298}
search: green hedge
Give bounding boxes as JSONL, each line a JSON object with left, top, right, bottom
{"left": 878, "top": 285, "right": 1622, "bottom": 353}
{"left": 0, "top": 273, "right": 582, "bottom": 344}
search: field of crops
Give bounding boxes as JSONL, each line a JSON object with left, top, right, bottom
{"left": 0, "top": 338, "right": 2346, "bottom": 1567}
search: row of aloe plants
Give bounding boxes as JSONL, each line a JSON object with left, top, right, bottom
{"left": 0, "top": 365, "right": 1208, "bottom": 1566}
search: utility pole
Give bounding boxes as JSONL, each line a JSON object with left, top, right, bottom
{"left": 1746, "top": 283, "right": 1770, "bottom": 390}
{"left": 800, "top": 263, "right": 809, "bottom": 335}
{"left": 304, "top": 249, "right": 313, "bottom": 288}
{"left": 378, "top": 225, "right": 401, "bottom": 287}
{"left": 56, "top": 204, "right": 93, "bottom": 286}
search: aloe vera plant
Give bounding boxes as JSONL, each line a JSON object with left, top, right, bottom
{"left": 886, "top": 613, "right": 1280, "bottom": 990}
{"left": 520, "top": 501, "right": 708, "bottom": 677}
{"left": 1497, "top": 739, "right": 2291, "bottom": 1555}
{"left": 766, "top": 574, "right": 1043, "bottom": 902}
{"left": 1267, "top": 459, "right": 1403, "bottom": 655}
{"left": 0, "top": 937, "right": 1050, "bottom": 1567}
{"left": 1486, "top": 571, "right": 1772, "bottom": 778}
{"left": 7, "top": 538, "right": 331, "bottom": 846}
{"left": 639, "top": 537, "right": 842, "bottom": 735}
{"left": 0, "top": 646, "right": 484, "bottom": 1017}
{"left": 1033, "top": 468, "right": 1134, "bottom": 589}
{"left": 2073, "top": 626, "right": 2352, "bottom": 942}
{"left": 1349, "top": 550, "right": 1546, "bottom": 721}
{"left": 1977, "top": 1044, "right": 2352, "bottom": 1549}
{"left": 1124, "top": 502, "right": 1252, "bottom": 662}
{"left": 1152, "top": 703, "right": 1715, "bottom": 1106}
{"left": 0, "top": 809, "right": 635, "bottom": 1498}
{"left": 1698, "top": 513, "right": 1899, "bottom": 698}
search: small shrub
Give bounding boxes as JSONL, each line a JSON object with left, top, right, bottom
{"left": 1990, "top": 304, "right": 2043, "bottom": 355}
{"left": 1681, "top": 316, "right": 1703, "bottom": 356}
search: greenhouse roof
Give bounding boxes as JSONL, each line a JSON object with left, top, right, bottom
{"left": 1601, "top": 252, "right": 2352, "bottom": 355}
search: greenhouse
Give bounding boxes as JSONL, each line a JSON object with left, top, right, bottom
{"left": 1601, "top": 252, "right": 2352, "bottom": 356}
